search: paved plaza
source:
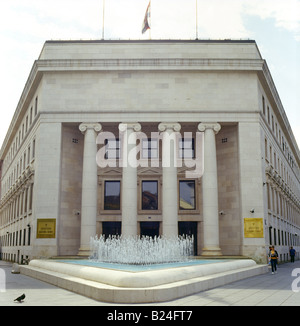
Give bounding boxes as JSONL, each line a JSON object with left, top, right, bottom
{"left": 1, "top": 259, "right": 300, "bottom": 306}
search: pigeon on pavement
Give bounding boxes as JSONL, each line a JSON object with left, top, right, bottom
{"left": 14, "top": 293, "right": 25, "bottom": 303}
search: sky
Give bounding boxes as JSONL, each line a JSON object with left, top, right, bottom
{"left": 0, "top": 0, "right": 299, "bottom": 151}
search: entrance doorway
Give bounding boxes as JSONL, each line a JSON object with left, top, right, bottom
{"left": 178, "top": 222, "right": 198, "bottom": 255}
{"left": 102, "top": 222, "right": 121, "bottom": 239}
{"left": 140, "top": 222, "right": 160, "bottom": 238}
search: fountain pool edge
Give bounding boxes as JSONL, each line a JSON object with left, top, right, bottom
{"left": 20, "top": 259, "right": 268, "bottom": 303}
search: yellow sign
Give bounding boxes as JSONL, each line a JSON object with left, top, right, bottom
{"left": 36, "top": 219, "right": 56, "bottom": 239}
{"left": 244, "top": 218, "right": 264, "bottom": 238}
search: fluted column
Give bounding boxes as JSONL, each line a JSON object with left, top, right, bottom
{"left": 78, "top": 122, "right": 102, "bottom": 256}
{"left": 119, "top": 123, "right": 141, "bottom": 237}
{"left": 198, "top": 122, "right": 222, "bottom": 256}
{"left": 158, "top": 122, "right": 181, "bottom": 238}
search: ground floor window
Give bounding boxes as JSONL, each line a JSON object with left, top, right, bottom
{"left": 140, "top": 221, "right": 160, "bottom": 238}
{"left": 102, "top": 222, "right": 121, "bottom": 239}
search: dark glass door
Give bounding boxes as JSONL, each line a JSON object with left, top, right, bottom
{"left": 140, "top": 222, "right": 160, "bottom": 238}
{"left": 178, "top": 221, "right": 198, "bottom": 255}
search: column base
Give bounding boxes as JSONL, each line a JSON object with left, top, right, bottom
{"left": 77, "top": 247, "right": 91, "bottom": 257}
{"left": 201, "top": 247, "right": 222, "bottom": 256}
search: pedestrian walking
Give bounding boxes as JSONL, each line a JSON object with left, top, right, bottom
{"left": 269, "top": 246, "right": 279, "bottom": 274}
{"left": 289, "top": 246, "right": 296, "bottom": 263}
{"left": 267, "top": 246, "right": 272, "bottom": 267}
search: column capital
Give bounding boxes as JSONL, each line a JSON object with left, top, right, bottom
{"left": 79, "top": 123, "right": 102, "bottom": 134}
{"left": 158, "top": 122, "right": 181, "bottom": 132}
{"left": 118, "top": 122, "right": 142, "bottom": 133}
{"left": 198, "top": 122, "right": 221, "bottom": 134}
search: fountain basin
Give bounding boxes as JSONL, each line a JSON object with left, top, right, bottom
{"left": 56, "top": 259, "right": 223, "bottom": 272}
{"left": 20, "top": 258, "right": 268, "bottom": 303}
{"left": 26, "top": 259, "right": 234, "bottom": 288}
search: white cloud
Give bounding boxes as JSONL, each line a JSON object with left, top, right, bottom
{"left": 194, "top": 0, "right": 300, "bottom": 41}
{"left": 243, "top": 0, "right": 300, "bottom": 40}
{"left": 196, "top": 0, "right": 248, "bottom": 39}
{"left": 0, "top": 0, "right": 102, "bottom": 40}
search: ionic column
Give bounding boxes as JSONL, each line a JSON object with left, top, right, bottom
{"left": 158, "top": 122, "right": 181, "bottom": 238}
{"left": 198, "top": 122, "right": 222, "bottom": 256}
{"left": 119, "top": 123, "right": 141, "bottom": 237}
{"left": 78, "top": 122, "right": 102, "bottom": 256}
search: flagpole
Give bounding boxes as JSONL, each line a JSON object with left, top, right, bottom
{"left": 102, "top": 0, "right": 105, "bottom": 40}
{"left": 196, "top": 0, "right": 198, "bottom": 39}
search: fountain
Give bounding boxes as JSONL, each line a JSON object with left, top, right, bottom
{"left": 89, "top": 234, "right": 194, "bottom": 265}
{"left": 20, "top": 234, "right": 267, "bottom": 303}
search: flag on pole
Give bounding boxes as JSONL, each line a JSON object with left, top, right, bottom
{"left": 142, "top": 1, "right": 151, "bottom": 34}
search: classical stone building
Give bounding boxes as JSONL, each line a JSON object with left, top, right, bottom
{"left": 0, "top": 40, "right": 299, "bottom": 263}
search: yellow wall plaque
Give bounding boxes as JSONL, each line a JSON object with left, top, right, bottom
{"left": 36, "top": 219, "right": 56, "bottom": 239}
{"left": 244, "top": 218, "right": 264, "bottom": 238}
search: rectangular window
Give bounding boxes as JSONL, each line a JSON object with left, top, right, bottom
{"left": 32, "top": 139, "right": 36, "bottom": 159}
{"left": 30, "top": 107, "right": 33, "bottom": 124}
{"left": 105, "top": 139, "right": 120, "bottom": 159}
{"left": 23, "top": 229, "right": 26, "bottom": 246}
{"left": 179, "top": 138, "right": 195, "bottom": 159}
{"left": 142, "top": 138, "right": 158, "bottom": 159}
{"left": 24, "top": 188, "right": 28, "bottom": 213}
{"left": 29, "top": 184, "right": 33, "bottom": 211}
{"left": 179, "top": 180, "right": 196, "bottom": 210}
{"left": 104, "top": 181, "right": 120, "bottom": 210}
{"left": 262, "top": 96, "right": 265, "bottom": 115}
{"left": 35, "top": 96, "right": 38, "bottom": 116}
{"left": 28, "top": 146, "right": 31, "bottom": 164}
{"left": 142, "top": 181, "right": 158, "bottom": 210}
{"left": 28, "top": 227, "right": 31, "bottom": 246}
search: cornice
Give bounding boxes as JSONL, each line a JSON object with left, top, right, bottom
{"left": 36, "top": 58, "right": 264, "bottom": 72}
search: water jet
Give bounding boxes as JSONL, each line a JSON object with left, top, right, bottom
{"left": 89, "top": 235, "right": 194, "bottom": 265}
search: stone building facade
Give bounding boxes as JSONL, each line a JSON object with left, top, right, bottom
{"left": 0, "top": 40, "right": 299, "bottom": 263}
